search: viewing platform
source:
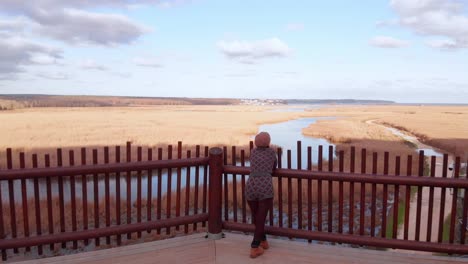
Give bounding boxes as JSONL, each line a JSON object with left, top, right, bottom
{"left": 1, "top": 143, "right": 467, "bottom": 262}
{"left": 14, "top": 232, "right": 468, "bottom": 264}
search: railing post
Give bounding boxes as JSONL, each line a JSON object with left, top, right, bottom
{"left": 207, "top": 147, "right": 223, "bottom": 239}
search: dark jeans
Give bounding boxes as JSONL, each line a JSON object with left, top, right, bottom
{"left": 247, "top": 198, "right": 273, "bottom": 247}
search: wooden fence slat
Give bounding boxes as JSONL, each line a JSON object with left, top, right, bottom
{"left": 81, "top": 148, "right": 89, "bottom": 246}
{"left": 232, "top": 146, "right": 238, "bottom": 223}
{"left": 381, "top": 152, "right": 389, "bottom": 238}
{"left": 57, "top": 149, "right": 66, "bottom": 249}
{"left": 104, "top": 147, "right": 111, "bottom": 244}
{"left": 317, "top": 146, "right": 323, "bottom": 232}
{"left": 32, "top": 154, "right": 43, "bottom": 255}
{"left": 184, "top": 150, "right": 191, "bottom": 233}
{"left": 449, "top": 157, "right": 460, "bottom": 244}
{"left": 7, "top": 149, "right": 18, "bottom": 253}
{"left": 287, "top": 150, "right": 292, "bottom": 229}
{"left": 166, "top": 145, "right": 172, "bottom": 235}
{"left": 157, "top": 148, "right": 163, "bottom": 234}
{"left": 371, "top": 152, "right": 377, "bottom": 237}
{"left": 223, "top": 146, "right": 228, "bottom": 222}
{"left": 328, "top": 145, "right": 333, "bottom": 233}
{"left": 137, "top": 146, "right": 142, "bottom": 238}
{"left": 93, "top": 149, "right": 100, "bottom": 246}
{"left": 277, "top": 148, "right": 283, "bottom": 228}
{"left": 176, "top": 142, "right": 182, "bottom": 231}
{"left": 297, "top": 141, "right": 302, "bottom": 230}
{"left": 19, "top": 153, "right": 30, "bottom": 251}
{"left": 115, "top": 146, "right": 122, "bottom": 245}
{"left": 147, "top": 148, "right": 153, "bottom": 233}
{"left": 69, "top": 150, "right": 78, "bottom": 249}
{"left": 338, "top": 150, "right": 344, "bottom": 234}
{"left": 193, "top": 146, "right": 200, "bottom": 230}
{"left": 307, "top": 147, "right": 313, "bottom": 239}
{"left": 349, "top": 146, "right": 355, "bottom": 235}
{"left": 45, "top": 154, "right": 54, "bottom": 250}
{"left": 241, "top": 149, "right": 247, "bottom": 224}
{"left": 202, "top": 146, "right": 208, "bottom": 227}
{"left": 415, "top": 150, "right": 424, "bottom": 241}
{"left": 392, "top": 156, "right": 401, "bottom": 239}
{"left": 461, "top": 159, "right": 468, "bottom": 244}
{"left": 404, "top": 155, "right": 412, "bottom": 240}
{"left": 360, "top": 148, "right": 366, "bottom": 236}
{"left": 126, "top": 142, "right": 132, "bottom": 239}
{"left": 427, "top": 156, "right": 436, "bottom": 242}
{"left": 438, "top": 154, "right": 448, "bottom": 243}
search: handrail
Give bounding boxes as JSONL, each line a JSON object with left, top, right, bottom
{"left": 0, "top": 214, "right": 208, "bottom": 250}
{"left": 0, "top": 157, "right": 209, "bottom": 180}
{"left": 223, "top": 165, "right": 468, "bottom": 188}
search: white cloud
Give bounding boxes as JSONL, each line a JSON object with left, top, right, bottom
{"left": 285, "top": 23, "right": 304, "bottom": 31}
{"left": 80, "top": 59, "right": 108, "bottom": 71}
{"left": 36, "top": 72, "right": 69, "bottom": 80}
{"left": 0, "top": 0, "right": 184, "bottom": 11}
{"left": 30, "top": 54, "right": 60, "bottom": 65}
{"left": 370, "top": 36, "right": 409, "bottom": 48}
{"left": 0, "top": 36, "right": 62, "bottom": 78}
{"left": 0, "top": 2, "right": 151, "bottom": 46}
{"left": 426, "top": 38, "right": 458, "bottom": 50}
{"left": 0, "top": 17, "right": 30, "bottom": 33}
{"left": 113, "top": 72, "right": 132, "bottom": 78}
{"left": 157, "top": 0, "right": 193, "bottom": 8}
{"left": 217, "top": 38, "right": 292, "bottom": 64}
{"left": 133, "top": 57, "right": 163, "bottom": 68}
{"left": 33, "top": 9, "right": 149, "bottom": 46}
{"left": 389, "top": 0, "right": 468, "bottom": 50}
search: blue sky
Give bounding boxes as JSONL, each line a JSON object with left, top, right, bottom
{"left": 0, "top": 0, "right": 467, "bottom": 103}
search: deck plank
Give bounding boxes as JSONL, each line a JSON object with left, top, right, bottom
{"left": 12, "top": 232, "right": 468, "bottom": 264}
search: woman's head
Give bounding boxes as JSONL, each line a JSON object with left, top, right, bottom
{"left": 254, "top": 132, "right": 271, "bottom": 147}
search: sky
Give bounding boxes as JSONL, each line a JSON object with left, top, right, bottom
{"left": 0, "top": 0, "right": 467, "bottom": 103}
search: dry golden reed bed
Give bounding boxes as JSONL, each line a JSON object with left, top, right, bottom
{"left": 0, "top": 105, "right": 308, "bottom": 148}
{"left": 303, "top": 105, "right": 468, "bottom": 159}
{"left": 1, "top": 104, "right": 466, "bottom": 168}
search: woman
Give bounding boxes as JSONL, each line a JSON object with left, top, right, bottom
{"left": 245, "top": 131, "right": 277, "bottom": 258}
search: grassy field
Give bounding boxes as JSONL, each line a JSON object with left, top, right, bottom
{"left": 0, "top": 105, "right": 309, "bottom": 148}
{"left": 1, "top": 104, "right": 466, "bottom": 167}
{"left": 0, "top": 105, "right": 312, "bottom": 167}
{"left": 0, "top": 95, "right": 242, "bottom": 110}
{"left": 303, "top": 105, "right": 468, "bottom": 159}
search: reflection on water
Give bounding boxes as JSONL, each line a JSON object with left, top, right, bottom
{"left": 257, "top": 117, "right": 336, "bottom": 167}
{"left": 417, "top": 148, "right": 443, "bottom": 157}
{"left": 376, "top": 121, "right": 444, "bottom": 157}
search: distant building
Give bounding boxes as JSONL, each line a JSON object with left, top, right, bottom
{"left": 240, "top": 99, "right": 286, "bottom": 105}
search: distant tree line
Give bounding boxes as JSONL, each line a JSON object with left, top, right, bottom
{"left": 0, "top": 95, "right": 242, "bottom": 110}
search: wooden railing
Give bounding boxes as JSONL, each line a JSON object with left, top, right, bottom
{"left": 216, "top": 143, "right": 468, "bottom": 255}
{"left": 0, "top": 142, "right": 210, "bottom": 261}
{"left": 0, "top": 141, "right": 467, "bottom": 261}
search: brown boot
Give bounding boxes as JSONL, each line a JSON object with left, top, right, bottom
{"left": 250, "top": 247, "right": 264, "bottom": 258}
{"left": 260, "top": 240, "right": 269, "bottom": 250}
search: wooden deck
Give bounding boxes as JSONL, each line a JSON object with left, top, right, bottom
{"left": 13, "top": 232, "right": 468, "bottom": 264}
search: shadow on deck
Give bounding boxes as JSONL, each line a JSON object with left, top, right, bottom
{"left": 13, "top": 232, "right": 468, "bottom": 264}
